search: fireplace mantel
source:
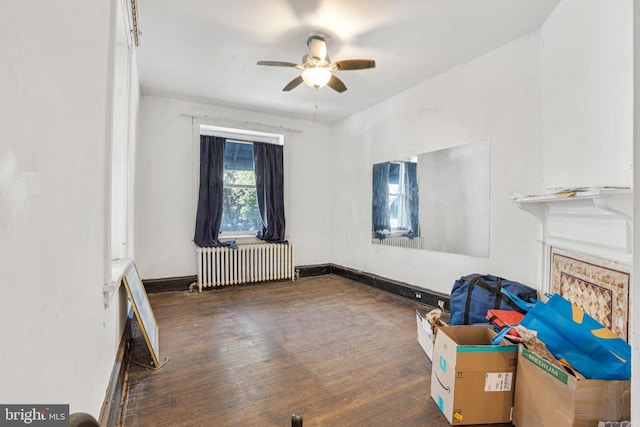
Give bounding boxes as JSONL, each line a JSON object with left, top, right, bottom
{"left": 514, "top": 188, "right": 632, "bottom": 337}
{"left": 513, "top": 187, "right": 632, "bottom": 265}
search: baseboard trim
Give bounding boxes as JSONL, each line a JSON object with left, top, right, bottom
{"left": 296, "top": 264, "right": 450, "bottom": 310}
{"left": 296, "top": 264, "right": 333, "bottom": 277}
{"left": 143, "top": 275, "right": 197, "bottom": 293}
{"left": 142, "top": 265, "right": 450, "bottom": 309}
{"left": 99, "top": 315, "right": 132, "bottom": 426}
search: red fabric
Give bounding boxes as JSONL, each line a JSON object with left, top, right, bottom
{"left": 486, "top": 309, "right": 525, "bottom": 337}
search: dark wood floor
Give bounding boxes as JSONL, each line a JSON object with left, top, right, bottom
{"left": 121, "top": 275, "right": 512, "bottom": 426}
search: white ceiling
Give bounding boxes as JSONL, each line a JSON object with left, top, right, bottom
{"left": 135, "top": 0, "right": 560, "bottom": 124}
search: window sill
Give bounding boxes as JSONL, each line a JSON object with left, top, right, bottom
{"left": 218, "top": 235, "right": 263, "bottom": 244}
{"left": 104, "top": 258, "right": 132, "bottom": 307}
{"left": 372, "top": 230, "right": 412, "bottom": 239}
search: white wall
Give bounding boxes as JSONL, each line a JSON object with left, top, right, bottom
{"left": 0, "top": 0, "right": 128, "bottom": 418}
{"left": 329, "top": 32, "right": 544, "bottom": 295}
{"left": 540, "top": 0, "right": 634, "bottom": 417}
{"left": 135, "top": 96, "right": 335, "bottom": 279}
{"left": 541, "top": 0, "right": 633, "bottom": 188}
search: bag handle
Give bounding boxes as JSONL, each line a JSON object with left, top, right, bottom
{"left": 491, "top": 325, "right": 513, "bottom": 345}
{"left": 500, "top": 287, "right": 537, "bottom": 312}
{"left": 490, "top": 288, "right": 540, "bottom": 345}
{"left": 463, "top": 276, "right": 503, "bottom": 324}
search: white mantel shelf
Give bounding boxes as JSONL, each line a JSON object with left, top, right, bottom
{"left": 513, "top": 188, "right": 632, "bottom": 225}
{"left": 512, "top": 187, "right": 633, "bottom": 265}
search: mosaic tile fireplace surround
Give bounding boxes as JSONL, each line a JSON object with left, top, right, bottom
{"left": 550, "top": 247, "right": 630, "bottom": 340}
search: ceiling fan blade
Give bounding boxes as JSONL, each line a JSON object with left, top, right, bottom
{"left": 334, "top": 59, "right": 376, "bottom": 70}
{"left": 257, "top": 61, "right": 299, "bottom": 68}
{"left": 282, "top": 75, "right": 304, "bottom": 91}
{"left": 327, "top": 74, "right": 347, "bottom": 93}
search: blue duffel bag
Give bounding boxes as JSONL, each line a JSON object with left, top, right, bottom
{"left": 449, "top": 274, "right": 538, "bottom": 326}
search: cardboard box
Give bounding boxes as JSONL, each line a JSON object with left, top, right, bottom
{"left": 431, "top": 326, "right": 518, "bottom": 425}
{"left": 416, "top": 310, "right": 435, "bottom": 360}
{"left": 513, "top": 346, "right": 630, "bottom": 427}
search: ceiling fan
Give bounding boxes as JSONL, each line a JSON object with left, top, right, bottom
{"left": 257, "top": 35, "right": 375, "bottom": 93}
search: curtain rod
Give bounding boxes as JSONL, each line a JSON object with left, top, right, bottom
{"left": 179, "top": 113, "right": 303, "bottom": 134}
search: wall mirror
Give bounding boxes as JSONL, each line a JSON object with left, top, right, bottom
{"left": 372, "top": 140, "right": 490, "bottom": 257}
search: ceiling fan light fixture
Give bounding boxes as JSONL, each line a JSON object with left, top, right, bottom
{"left": 301, "top": 67, "right": 331, "bottom": 89}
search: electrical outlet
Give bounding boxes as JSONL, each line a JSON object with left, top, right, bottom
{"left": 415, "top": 292, "right": 422, "bottom": 299}
{"left": 437, "top": 299, "right": 445, "bottom": 310}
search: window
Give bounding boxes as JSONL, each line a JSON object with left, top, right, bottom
{"left": 111, "top": 0, "right": 134, "bottom": 261}
{"left": 197, "top": 124, "right": 284, "bottom": 241}
{"left": 388, "top": 162, "right": 407, "bottom": 230}
{"left": 220, "top": 140, "right": 261, "bottom": 235}
{"left": 372, "top": 159, "right": 418, "bottom": 239}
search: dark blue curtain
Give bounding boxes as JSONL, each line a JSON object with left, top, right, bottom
{"left": 253, "top": 142, "right": 286, "bottom": 242}
{"left": 193, "top": 135, "right": 236, "bottom": 248}
{"left": 372, "top": 162, "right": 391, "bottom": 238}
{"left": 404, "top": 161, "right": 419, "bottom": 237}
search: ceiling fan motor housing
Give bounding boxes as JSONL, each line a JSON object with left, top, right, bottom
{"left": 306, "top": 35, "right": 327, "bottom": 61}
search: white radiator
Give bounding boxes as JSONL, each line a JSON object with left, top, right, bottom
{"left": 372, "top": 236, "right": 425, "bottom": 249}
{"left": 196, "top": 243, "right": 295, "bottom": 291}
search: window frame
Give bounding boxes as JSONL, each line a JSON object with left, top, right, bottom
{"left": 196, "top": 124, "right": 285, "bottom": 241}
{"left": 219, "top": 139, "right": 260, "bottom": 237}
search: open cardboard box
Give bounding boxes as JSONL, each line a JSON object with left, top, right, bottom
{"left": 430, "top": 325, "right": 518, "bottom": 425}
{"left": 416, "top": 309, "right": 435, "bottom": 360}
{"left": 513, "top": 346, "right": 630, "bottom": 427}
